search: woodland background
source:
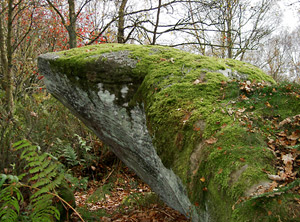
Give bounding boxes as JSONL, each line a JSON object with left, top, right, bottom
{"left": 0, "top": 0, "right": 300, "bottom": 221}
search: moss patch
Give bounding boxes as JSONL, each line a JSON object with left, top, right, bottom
{"left": 46, "top": 44, "right": 300, "bottom": 221}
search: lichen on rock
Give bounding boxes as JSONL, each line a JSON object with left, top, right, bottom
{"left": 38, "top": 43, "right": 299, "bottom": 221}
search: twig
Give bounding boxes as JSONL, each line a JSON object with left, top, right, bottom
{"left": 19, "top": 183, "right": 85, "bottom": 222}
{"left": 160, "top": 209, "right": 175, "bottom": 219}
{"left": 102, "top": 169, "right": 114, "bottom": 185}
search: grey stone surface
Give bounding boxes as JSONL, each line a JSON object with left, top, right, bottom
{"left": 38, "top": 52, "right": 199, "bottom": 221}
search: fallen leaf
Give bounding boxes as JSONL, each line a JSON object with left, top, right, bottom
{"left": 217, "top": 169, "right": 223, "bottom": 174}
{"left": 282, "top": 153, "right": 294, "bottom": 165}
{"left": 193, "top": 79, "right": 202, "bottom": 85}
{"left": 239, "top": 158, "right": 246, "bottom": 162}
{"left": 265, "top": 101, "right": 272, "bottom": 108}
{"left": 221, "top": 123, "right": 227, "bottom": 128}
{"left": 193, "top": 126, "right": 201, "bottom": 131}
{"left": 30, "top": 111, "right": 38, "bottom": 117}
{"left": 182, "top": 112, "right": 192, "bottom": 123}
{"left": 192, "top": 169, "right": 198, "bottom": 176}
{"left": 227, "top": 108, "right": 234, "bottom": 115}
{"left": 241, "top": 94, "right": 249, "bottom": 100}
{"left": 238, "top": 107, "right": 246, "bottom": 113}
{"left": 268, "top": 174, "right": 285, "bottom": 181}
{"left": 279, "top": 117, "right": 291, "bottom": 127}
{"left": 205, "top": 137, "right": 218, "bottom": 144}
{"left": 200, "top": 177, "right": 206, "bottom": 182}
{"left": 221, "top": 80, "right": 227, "bottom": 86}
{"left": 288, "top": 131, "right": 300, "bottom": 140}
{"left": 278, "top": 199, "right": 282, "bottom": 204}
{"left": 277, "top": 131, "right": 287, "bottom": 137}
{"left": 282, "top": 153, "right": 294, "bottom": 174}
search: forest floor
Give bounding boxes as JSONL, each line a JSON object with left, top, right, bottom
{"left": 70, "top": 166, "right": 189, "bottom": 222}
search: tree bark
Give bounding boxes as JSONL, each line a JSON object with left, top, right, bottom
{"left": 117, "top": 0, "right": 128, "bottom": 43}
{"left": 226, "top": 0, "right": 233, "bottom": 58}
{"left": 46, "top": 0, "right": 77, "bottom": 49}
{"left": 68, "top": 0, "right": 77, "bottom": 48}
{"left": 151, "top": 0, "right": 162, "bottom": 45}
{"left": 0, "top": 9, "right": 7, "bottom": 90}
{"left": 0, "top": 0, "right": 14, "bottom": 117}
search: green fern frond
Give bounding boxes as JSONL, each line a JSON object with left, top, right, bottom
{"left": 23, "top": 151, "right": 38, "bottom": 160}
{"left": 0, "top": 174, "right": 16, "bottom": 188}
{"left": 64, "top": 145, "right": 79, "bottom": 166}
{"left": 11, "top": 140, "right": 65, "bottom": 221}
{"left": 0, "top": 184, "right": 23, "bottom": 222}
{"left": 31, "top": 177, "right": 51, "bottom": 189}
{"left": 31, "top": 172, "right": 64, "bottom": 201}
{"left": 13, "top": 140, "right": 31, "bottom": 150}
{"left": 30, "top": 194, "right": 60, "bottom": 222}
{"left": 33, "top": 173, "right": 64, "bottom": 198}
{"left": 29, "top": 159, "right": 51, "bottom": 174}
{"left": 30, "top": 166, "right": 57, "bottom": 182}
{"left": 30, "top": 193, "right": 52, "bottom": 204}
{"left": 27, "top": 153, "right": 49, "bottom": 168}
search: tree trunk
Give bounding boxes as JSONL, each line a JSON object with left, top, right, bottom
{"left": 0, "top": 0, "right": 14, "bottom": 117}
{"left": 152, "top": 0, "right": 162, "bottom": 45}
{"left": 226, "top": 0, "right": 233, "bottom": 59}
{"left": 68, "top": 0, "right": 77, "bottom": 48}
{"left": 117, "top": 0, "right": 128, "bottom": 43}
{"left": 0, "top": 10, "right": 7, "bottom": 90}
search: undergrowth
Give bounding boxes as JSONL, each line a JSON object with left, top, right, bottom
{"left": 0, "top": 140, "right": 68, "bottom": 222}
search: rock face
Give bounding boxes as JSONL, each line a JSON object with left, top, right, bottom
{"left": 38, "top": 44, "right": 297, "bottom": 221}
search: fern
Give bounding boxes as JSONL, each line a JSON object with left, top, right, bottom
{"left": 75, "top": 134, "right": 92, "bottom": 152}
{"left": 53, "top": 135, "right": 95, "bottom": 169}
{"left": 13, "top": 140, "right": 61, "bottom": 221}
{"left": 63, "top": 145, "right": 79, "bottom": 167}
{"left": 0, "top": 175, "right": 23, "bottom": 222}
{"left": 54, "top": 138, "right": 80, "bottom": 167}
{"left": 29, "top": 194, "right": 58, "bottom": 222}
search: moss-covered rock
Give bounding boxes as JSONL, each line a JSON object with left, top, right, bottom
{"left": 38, "top": 44, "right": 299, "bottom": 221}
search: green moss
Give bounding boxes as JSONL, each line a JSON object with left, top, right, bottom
{"left": 191, "top": 81, "right": 300, "bottom": 221}
{"left": 232, "top": 193, "right": 300, "bottom": 222}
{"left": 225, "top": 59, "right": 275, "bottom": 83}
{"left": 48, "top": 44, "right": 294, "bottom": 220}
{"left": 188, "top": 123, "right": 275, "bottom": 219}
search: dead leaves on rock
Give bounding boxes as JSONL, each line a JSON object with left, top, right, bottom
{"left": 244, "top": 114, "right": 300, "bottom": 200}
{"left": 205, "top": 137, "right": 218, "bottom": 144}
{"left": 239, "top": 80, "right": 269, "bottom": 93}
{"left": 220, "top": 80, "right": 300, "bottom": 207}
{"left": 267, "top": 117, "right": 300, "bottom": 184}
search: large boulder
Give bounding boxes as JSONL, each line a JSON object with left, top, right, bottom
{"left": 38, "top": 44, "right": 299, "bottom": 221}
